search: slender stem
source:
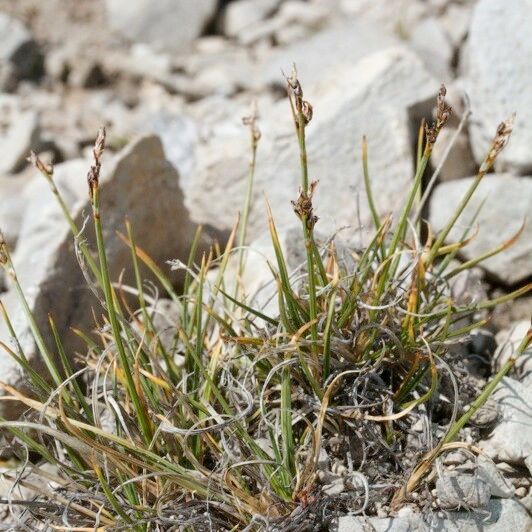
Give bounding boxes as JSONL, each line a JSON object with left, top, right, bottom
{"left": 414, "top": 110, "right": 471, "bottom": 225}
{"left": 0, "top": 246, "right": 63, "bottom": 390}
{"left": 281, "top": 359, "right": 295, "bottom": 475}
{"left": 372, "top": 150, "right": 431, "bottom": 308}
{"left": 323, "top": 288, "right": 337, "bottom": 379}
{"left": 36, "top": 168, "right": 103, "bottom": 287}
{"left": 91, "top": 186, "right": 152, "bottom": 443}
{"left": 235, "top": 122, "right": 259, "bottom": 298}
{"left": 293, "top": 97, "right": 319, "bottom": 357}
{"left": 362, "top": 136, "right": 381, "bottom": 231}
{"left": 303, "top": 223, "right": 319, "bottom": 354}
{"left": 297, "top": 112, "right": 309, "bottom": 192}
{"left": 425, "top": 168, "right": 487, "bottom": 266}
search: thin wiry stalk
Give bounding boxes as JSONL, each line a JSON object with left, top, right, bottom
{"left": 443, "top": 326, "right": 531, "bottom": 444}
{"left": 87, "top": 128, "right": 152, "bottom": 444}
{"left": 286, "top": 67, "right": 320, "bottom": 364}
{"left": 426, "top": 115, "right": 514, "bottom": 266}
{"left": 414, "top": 104, "right": 472, "bottom": 224}
{"left": 235, "top": 102, "right": 261, "bottom": 301}
{"left": 0, "top": 236, "right": 63, "bottom": 391}
{"left": 362, "top": 135, "right": 381, "bottom": 232}
{"left": 28, "top": 151, "right": 103, "bottom": 287}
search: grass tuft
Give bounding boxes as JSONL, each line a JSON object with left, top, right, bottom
{"left": 0, "top": 78, "right": 529, "bottom": 530}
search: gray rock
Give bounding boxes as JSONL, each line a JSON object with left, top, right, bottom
{"left": 136, "top": 112, "right": 198, "bottom": 180}
{"left": 0, "top": 174, "right": 37, "bottom": 249}
{"left": 469, "top": 397, "right": 499, "bottom": 428}
{"left": 0, "top": 13, "right": 43, "bottom": 91}
{"left": 0, "top": 103, "right": 40, "bottom": 175}
{"left": 227, "top": 0, "right": 330, "bottom": 46}
{"left": 339, "top": 0, "right": 428, "bottom": 37}
{"left": 436, "top": 472, "right": 491, "bottom": 509}
{"left": 102, "top": 43, "right": 172, "bottom": 85}
{"left": 188, "top": 47, "right": 438, "bottom": 241}
{"left": 183, "top": 56, "right": 251, "bottom": 98}
{"left": 479, "top": 377, "right": 532, "bottom": 466}
{"left": 429, "top": 175, "right": 532, "bottom": 285}
{"left": 430, "top": 126, "right": 477, "bottom": 182}
{"left": 489, "top": 294, "right": 532, "bottom": 332}
{"left": 442, "top": 450, "right": 469, "bottom": 466}
{"left": 322, "top": 477, "right": 347, "bottom": 496}
{"left": 493, "top": 321, "right": 532, "bottom": 381}
{"left": 448, "top": 266, "right": 487, "bottom": 306}
{"left": 337, "top": 499, "right": 531, "bottom": 531}
{"left": 441, "top": 4, "right": 472, "bottom": 48}
{"left": 526, "top": 456, "right": 532, "bottom": 479}
{"left": 469, "top": 329, "right": 497, "bottom": 357}
{"left": 338, "top": 507, "right": 429, "bottom": 532}
{"left": 68, "top": 60, "right": 106, "bottom": 89}
{"left": 0, "top": 136, "right": 209, "bottom": 418}
{"left": 477, "top": 455, "right": 515, "bottom": 498}
{"left": 261, "top": 20, "right": 399, "bottom": 88}
{"left": 465, "top": 0, "right": 532, "bottom": 174}
{"left": 176, "top": 41, "right": 257, "bottom": 97}
{"left": 409, "top": 17, "right": 454, "bottom": 81}
{"left": 223, "top": 0, "right": 281, "bottom": 37}
{"left": 105, "top": 0, "right": 217, "bottom": 54}
{"left": 45, "top": 47, "right": 70, "bottom": 83}
{"left": 274, "top": 0, "right": 330, "bottom": 34}
{"left": 274, "top": 23, "right": 312, "bottom": 46}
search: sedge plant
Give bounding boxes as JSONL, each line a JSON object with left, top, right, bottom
{"left": 0, "top": 73, "right": 530, "bottom": 530}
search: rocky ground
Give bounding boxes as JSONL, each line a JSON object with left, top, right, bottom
{"left": 0, "top": 0, "right": 531, "bottom": 530}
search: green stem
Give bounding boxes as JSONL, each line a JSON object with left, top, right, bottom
{"left": 294, "top": 100, "right": 319, "bottom": 358}
{"left": 91, "top": 186, "right": 152, "bottom": 443}
{"left": 235, "top": 128, "right": 259, "bottom": 299}
{"left": 426, "top": 168, "right": 488, "bottom": 266}
{"left": 373, "top": 150, "right": 431, "bottom": 307}
{"left": 443, "top": 328, "right": 531, "bottom": 444}
{"left": 2, "top": 250, "right": 63, "bottom": 390}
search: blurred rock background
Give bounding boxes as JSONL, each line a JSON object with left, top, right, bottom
{"left": 0, "top": 0, "right": 530, "bottom": 397}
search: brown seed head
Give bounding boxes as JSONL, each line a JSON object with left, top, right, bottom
{"left": 87, "top": 127, "right": 106, "bottom": 199}
{"left": 425, "top": 84, "right": 452, "bottom": 148}
{"left": 242, "top": 101, "right": 261, "bottom": 144}
{"left": 301, "top": 100, "right": 313, "bottom": 125}
{"left": 0, "top": 232, "right": 7, "bottom": 265}
{"left": 286, "top": 65, "right": 302, "bottom": 96}
{"left": 27, "top": 151, "right": 54, "bottom": 178}
{"left": 286, "top": 64, "right": 305, "bottom": 115}
{"left": 93, "top": 127, "right": 106, "bottom": 164}
{"left": 481, "top": 114, "right": 515, "bottom": 172}
{"left": 292, "top": 180, "right": 319, "bottom": 230}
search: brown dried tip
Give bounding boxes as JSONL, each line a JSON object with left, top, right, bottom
{"left": 425, "top": 84, "right": 452, "bottom": 148}
{"left": 301, "top": 100, "right": 313, "bottom": 125}
{"left": 285, "top": 65, "right": 313, "bottom": 127}
{"left": 87, "top": 127, "right": 106, "bottom": 199}
{"left": 481, "top": 114, "right": 515, "bottom": 171}
{"left": 0, "top": 232, "right": 7, "bottom": 265}
{"left": 292, "top": 180, "right": 319, "bottom": 230}
{"left": 242, "top": 101, "right": 261, "bottom": 143}
{"left": 27, "top": 151, "right": 53, "bottom": 178}
{"left": 286, "top": 64, "right": 303, "bottom": 101}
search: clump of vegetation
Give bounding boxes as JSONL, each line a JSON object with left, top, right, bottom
{"left": 0, "top": 71, "right": 530, "bottom": 530}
